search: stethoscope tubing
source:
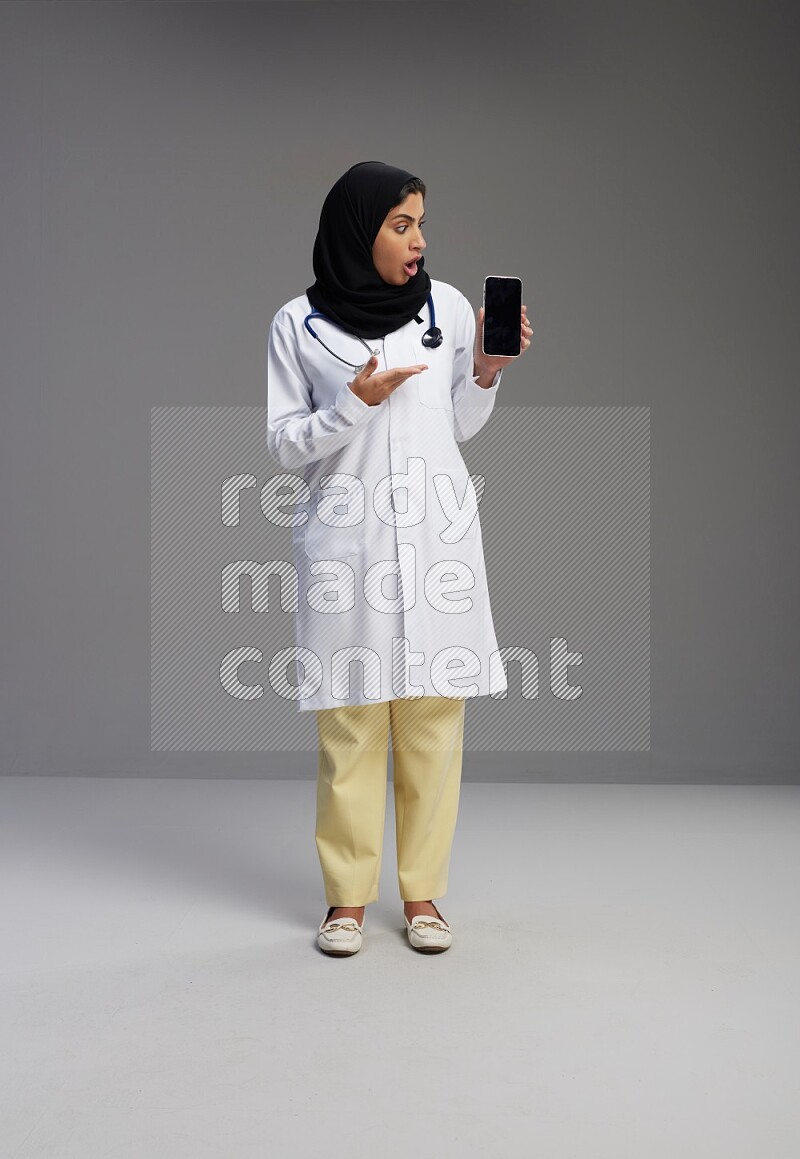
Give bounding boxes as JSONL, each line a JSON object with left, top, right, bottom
{"left": 303, "top": 293, "right": 443, "bottom": 371}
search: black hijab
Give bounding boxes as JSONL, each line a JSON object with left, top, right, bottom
{"left": 306, "top": 161, "right": 432, "bottom": 340}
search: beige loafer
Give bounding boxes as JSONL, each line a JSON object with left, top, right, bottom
{"left": 317, "top": 907, "right": 364, "bottom": 956}
{"left": 404, "top": 903, "right": 452, "bottom": 953}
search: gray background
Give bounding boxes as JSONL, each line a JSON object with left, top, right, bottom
{"left": 2, "top": 0, "right": 798, "bottom": 781}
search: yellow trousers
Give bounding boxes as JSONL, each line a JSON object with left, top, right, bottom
{"left": 314, "top": 696, "right": 466, "bottom": 907}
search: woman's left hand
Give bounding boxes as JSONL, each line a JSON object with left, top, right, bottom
{"left": 473, "top": 304, "right": 534, "bottom": 381}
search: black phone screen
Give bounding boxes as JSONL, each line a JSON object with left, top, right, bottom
{"left": 482, "top": 276, "right": 522, "bottom": 358}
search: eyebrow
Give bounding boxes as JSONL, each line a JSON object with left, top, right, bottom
{"left": 391, "top": 213, "right": 426, "bottom": 222}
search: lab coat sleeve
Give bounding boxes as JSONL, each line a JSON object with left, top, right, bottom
{"left": 450, "top": 293, "right": 503, "bottom": 444}
{"left": 266, "top": 318, "right": 378, "bottom": 469}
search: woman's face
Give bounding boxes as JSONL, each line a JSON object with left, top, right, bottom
{"left": 371, "top": 191, "right": 427, "bottom": 285}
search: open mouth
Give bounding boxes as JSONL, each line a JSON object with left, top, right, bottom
{"left": 403, "top": 259, "right": 419, "bottom": 276}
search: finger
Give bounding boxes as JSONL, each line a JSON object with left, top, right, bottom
{"left": 391, "top": 366, "right": 427, "bottom": 382}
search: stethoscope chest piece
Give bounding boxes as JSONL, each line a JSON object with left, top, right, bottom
{"left": 421, "top": 326, "right": 443, "bottom": 349}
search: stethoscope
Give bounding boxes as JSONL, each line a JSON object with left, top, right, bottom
{"left": 303, "top": 292, "right": 443, "bottom": 373}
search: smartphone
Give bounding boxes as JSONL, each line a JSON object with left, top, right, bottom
{"left": 482, "top": 275, "right": 522, "bottom": 358}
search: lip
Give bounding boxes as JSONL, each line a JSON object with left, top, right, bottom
{"left": 404, "top": 257, "right": 420, "bottom": 273}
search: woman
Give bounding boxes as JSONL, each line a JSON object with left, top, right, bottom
{"left": 266, "top": 161, "right": 532, "bottom": 955}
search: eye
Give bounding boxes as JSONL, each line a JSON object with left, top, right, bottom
{"left": 396, "top": 221, "right": 427, "bottom": 233}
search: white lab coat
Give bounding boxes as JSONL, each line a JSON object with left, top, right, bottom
{"left": 266, "top": 277, "right": 509, "bottom": 712}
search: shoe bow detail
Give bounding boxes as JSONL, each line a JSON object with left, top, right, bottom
{"left": 323, "top": 920, "right": 360, "bottom": 933}
{"left": 409, "top": 917, "right": 450, "bottom": 932}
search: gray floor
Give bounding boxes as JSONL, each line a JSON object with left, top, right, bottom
{"left": 1, "top": 777, "right": 798, "bottom": 1158}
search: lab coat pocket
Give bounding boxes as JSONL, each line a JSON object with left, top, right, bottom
{"left": 303, "top": 511, "right": 366, "bottom": 562}
{"left": 417, "top": 343, "right": 456, "bottom": 410}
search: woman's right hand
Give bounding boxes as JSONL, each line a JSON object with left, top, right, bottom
{"left": 347, "top": 355, "right": 428, "bottom": 406}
